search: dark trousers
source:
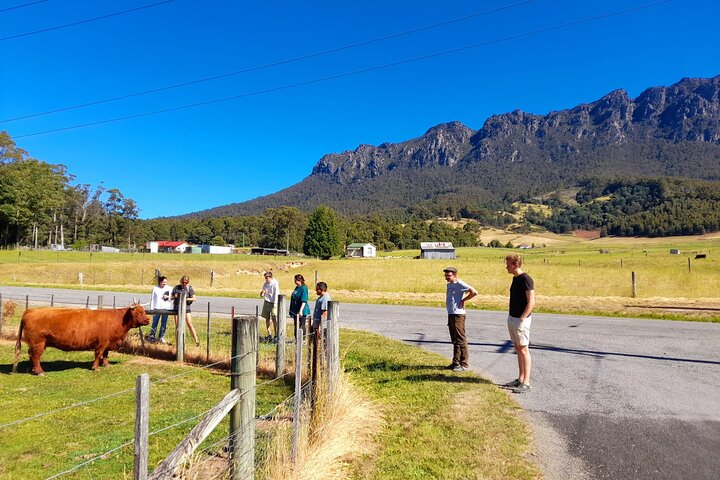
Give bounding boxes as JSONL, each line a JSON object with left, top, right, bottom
{"left": 448, "top": 314, "right": 468, "bottom": 367}
{"left": 293, "top": 315, "right": 308, "bottom": 338}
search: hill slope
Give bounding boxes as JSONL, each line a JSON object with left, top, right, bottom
{"left": 195, "top": 75, "right": 720, "bottom": 217}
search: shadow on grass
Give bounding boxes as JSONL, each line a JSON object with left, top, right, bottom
{"left": 346, "top": 361, "right": 492, "bottom": 385}
{"left": 400, "top": 373, "right": 491, "bottom": 384}
{"left": 1, "top": 359, "right": 111, "bottom": 375}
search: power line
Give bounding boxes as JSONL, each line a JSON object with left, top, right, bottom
{"left": 0, "top": 0, "right": 50, "bottom": 14}
{"left": 0, "top": 0, "right": 176, "bottom": 41}
{"left": 0, "top": 0, "right": 537, "bottom": 124}
{"left": 13, "top": 0, "right": 674, "bottom": 139}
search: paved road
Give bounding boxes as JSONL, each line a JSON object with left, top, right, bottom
{"left": 3, "top": 286, "right": 719, "bottom": 479}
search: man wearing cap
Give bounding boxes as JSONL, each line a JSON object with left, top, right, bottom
{"left": 443, "top": 266, "right": 478, "bottom": 372}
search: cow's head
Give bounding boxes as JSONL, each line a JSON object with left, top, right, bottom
{"left": 128, "top": 304, "right": 150, "bottom": 327}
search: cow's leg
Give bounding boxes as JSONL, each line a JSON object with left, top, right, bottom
{"left": 29, "top": 342, "right": 46, "bottom": 376}
{"left": 102, "top": 348, "right": 110, "bottom": 367}
{"left": 92, "top": 346, "right": 104, "bottom": 370}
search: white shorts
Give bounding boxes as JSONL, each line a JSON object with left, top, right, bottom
{"left": 507, "top": 315, "right": 532, "bottom": 347}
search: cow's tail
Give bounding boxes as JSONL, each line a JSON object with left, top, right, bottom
{"left": 12, "top": 316, "right": 24, "bottom": 373}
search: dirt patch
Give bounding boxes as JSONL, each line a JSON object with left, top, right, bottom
{"left": 574, "top": 230, "right": 601, "bottom": 239}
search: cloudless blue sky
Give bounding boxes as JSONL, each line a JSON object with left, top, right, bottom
{"left": 1, "top": 0, "right": 718, "bottom": 218}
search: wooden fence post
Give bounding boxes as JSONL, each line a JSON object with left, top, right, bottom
{"left": 255, "top": 305, "right": 260, "bottom": 369}
{"left": 177, "top": 292, "right": 187, "bottom": 362}
{"left": 207, "top": 302, "right": 212, "bottom": 363}
{"left": 276, "top": 295, "right": 287, "bottom": 378}
{"left": 149, "top": 390, "right": 241, "bottom": 479}
{"left": 85, "top": 296, "right": 89, "bottom": 309}
{"left": 631, "top": 271, "right": 637, "bottom": 298}
{"left": 326, "top": 302, "right": 340, "bottom": 395}
{"left": 26, "top": 295, "right": 29, "bottom": 310}
{"left": 134, "top": 373, "right": 150, "bottom": 480}
{"left": 310, "top": 316, "right": 321, "bottom": 413}
{"left": 292, "top": 323, "right": 304, "bottom": 463}
{"left": 688, "top": 257, "right": 692, "bottom": 272}
{"left": 98, "top": 295, "right": 104, "bottom": 309}
{"left": 229, "top": 316, "right": 257, "bottom": 480}
{"left": 50, "top": 294, "right": 54, "bottom": 307}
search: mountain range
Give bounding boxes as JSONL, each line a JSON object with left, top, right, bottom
{"left": 195, "top": 75, "right": 720, "bottom": 217}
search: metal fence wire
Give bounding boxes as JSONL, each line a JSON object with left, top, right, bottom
{"left": 1, "top": 291, "right": 341, "bottom": 480}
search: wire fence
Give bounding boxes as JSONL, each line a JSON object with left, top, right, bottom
{"left": 0, "top": 292, "right": 338, "bottom": 479}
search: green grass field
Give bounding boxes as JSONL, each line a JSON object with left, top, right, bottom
{"left": 342, "top": 329, "right": 539, "bottom": 480}
{"left": 0, "top": 328, "right": 538, "bottom": 480}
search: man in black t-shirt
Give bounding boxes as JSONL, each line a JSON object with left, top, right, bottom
{"left": 504, "top": 254, "right": 535, "bottom": 394}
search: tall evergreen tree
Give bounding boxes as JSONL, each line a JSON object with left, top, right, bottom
{"left": 303, "top": 205, "right": 342, "bottom": 259}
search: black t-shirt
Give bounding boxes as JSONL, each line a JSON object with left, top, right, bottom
{"left": 509, "top": 273, "right": 534, "bottom": 318}
{"left": 172, "top": 284, "right": 195, "bottom": 312}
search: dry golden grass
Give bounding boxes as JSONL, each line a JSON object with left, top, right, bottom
{"left": 262, "top": 372, "right": 382, "bottom": 480}
{"left": 2, "top": 234, "right": 719, "bottom": 321}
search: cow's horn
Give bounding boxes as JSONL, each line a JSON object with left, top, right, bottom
{"left": 140, "top": 301, "right": 150, "bottom": 307}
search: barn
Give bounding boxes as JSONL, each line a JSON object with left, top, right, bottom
{"left": 147, "top": 241, "right": 190, "bottom": 253}
{"left": 420, "top": 242, "right": 456, "bottom": 259}
{"left": 346, "top": 243, "right": 377, "bottom": 258}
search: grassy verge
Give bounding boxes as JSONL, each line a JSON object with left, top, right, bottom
{"left": 340, "top": 329, "right": 540, "bottom": 480}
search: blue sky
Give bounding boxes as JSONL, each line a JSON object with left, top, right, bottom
{"left": 1, "top": 0, "right": 718, "bottom": 219}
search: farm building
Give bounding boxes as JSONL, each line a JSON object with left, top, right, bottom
{"left": 346, "top": 243, "right": 376, "bottom": 258}
{"left": 147, "top": 241, "right": 190, "bottom": 253}
{"left": 251, "top": 247, "right": 289, "bottom": 256}
{"left": 420, "top": 242, "right": 456, "bottom": 259}
{"left": 200, "top": 245, "right": 233, "bottom": 254}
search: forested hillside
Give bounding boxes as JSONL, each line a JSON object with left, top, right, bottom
{"left": 527, "top": 178, "right": 720, "bottom": 237}
{"left": 195, "top": 75, "right": 720, "bottom": 218}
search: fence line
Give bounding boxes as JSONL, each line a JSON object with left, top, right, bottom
{"left": 0, "top": 349, "right": 258, "bottom": 431}
{"left": 3, "top": 294, "right": 342, "bottom": 480}
{"left": 45, "top": 437, "right": 135, "bottom": 480}
{"left": 0, "top": 291, "right": 257, "bottom": 318}
{"left": 41, "top": 390, "right": 256, "bottom": 479}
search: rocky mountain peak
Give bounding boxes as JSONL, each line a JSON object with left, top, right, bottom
{"left": 312, "top": 121, "right": 475, "bottom": 182}
{"left": 197, "top": 75, "right": 720, "bottom": 217}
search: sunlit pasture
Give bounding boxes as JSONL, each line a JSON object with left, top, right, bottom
{"left": 1, "top": 231, "right": 718, "bottom": 321}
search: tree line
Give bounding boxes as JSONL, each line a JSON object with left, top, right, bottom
{"left": 0, "top": 132, "right": 478, "bottom": 253}
{"left": 5, "top": 131, "right": 717, "bottom": 251}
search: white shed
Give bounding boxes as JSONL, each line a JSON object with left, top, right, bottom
{"left": 201, "top": 245, "right": 233, "bottom": 254}
{"left": 346, "top": 243, "right": 377, "bottom": 258}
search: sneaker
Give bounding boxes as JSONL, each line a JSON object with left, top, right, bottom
{"left": 504, "top": 379, "right": 522, "bottom": 388}
{"left": 452, "top": 365, "right": 470, "bottom": 372}
{"left": 158, "top": 338, "right": 167, "bottom": 344}
{"left": 444, "top": 363, "right": 459, "bottom": 370}
{"left": 512, "top": 383, "right": 532, "bottom": 394}
{"left": 145, "top": 336, "right": 155, "bottom": 343}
